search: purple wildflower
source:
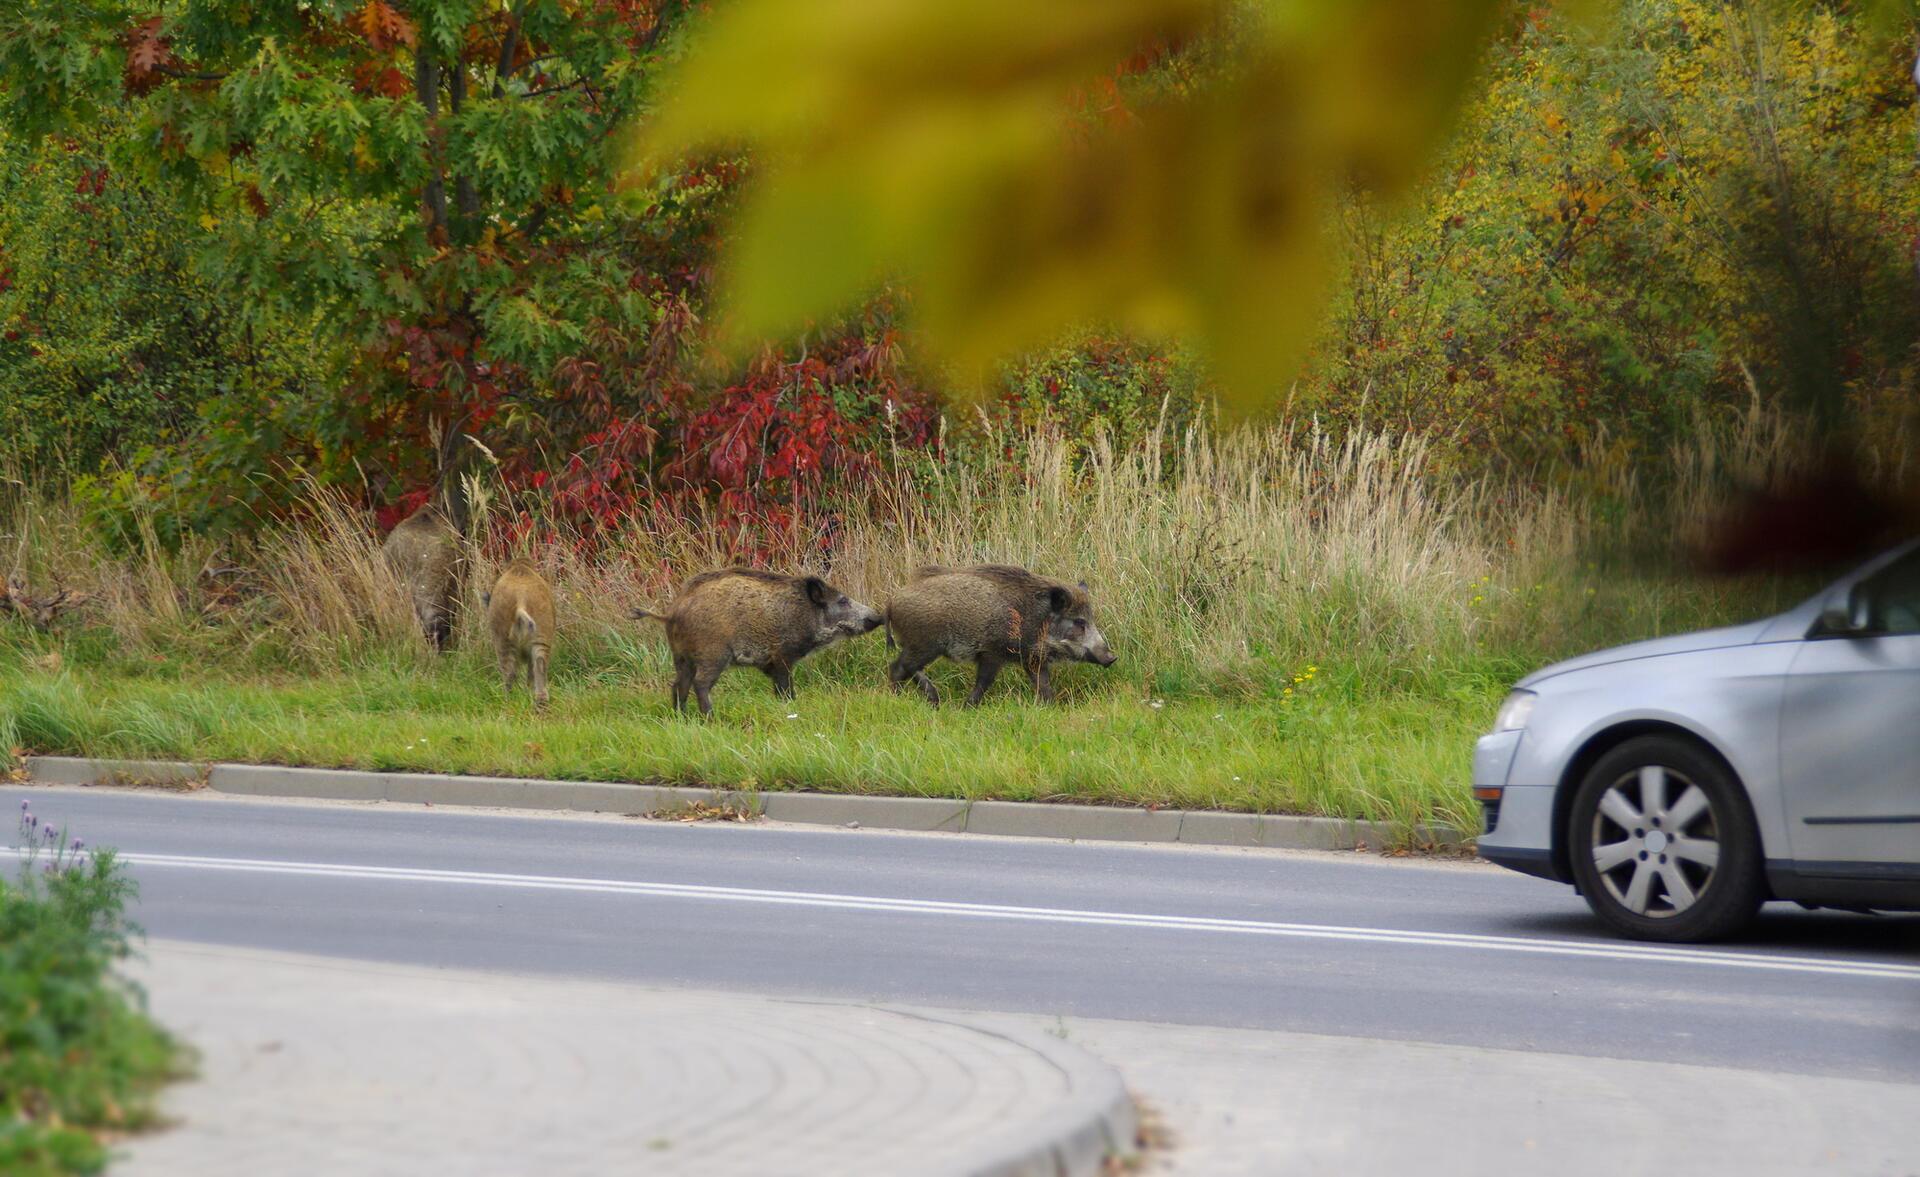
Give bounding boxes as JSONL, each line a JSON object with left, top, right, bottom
{"left": 27, "top": 814, "right": 36, "bottom": 830}
{"left": 18, "top": 799, "right": 26, "bottom": 810}
{"left": 70, "top": 839, "right": 83, "bottom": 852}
{"left": 43, "top": 825, "right": 55, "bottom": 840}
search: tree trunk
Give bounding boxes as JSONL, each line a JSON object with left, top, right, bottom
{"left": 415, "top": 51, "right": 448, "bottom": 240}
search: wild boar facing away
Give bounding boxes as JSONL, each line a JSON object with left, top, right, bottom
{"left": 885, "top": 565, "right": 1116, "bottom": 705}
{"left": 484, "top": 560, "right": 555, "bottom": 710}
{"left": 382, "top": 506, "right": 462, "bottom": 652}
{"left": 635, "top": 569, "right": 883, "bottom": 715}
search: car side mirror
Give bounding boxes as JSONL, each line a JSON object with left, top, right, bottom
{"left": 1818, "top": 584, "right": 1873, "bottom": 636}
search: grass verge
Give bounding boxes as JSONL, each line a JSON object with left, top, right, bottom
{"left": 0, "top": 616, "right": 1737, "bottom": 843}
{"left": 1, "top": 418, "right": 1826, "bottom": 841}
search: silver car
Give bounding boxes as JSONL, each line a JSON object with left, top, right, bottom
{"left": 1476, "top": 539, "right": 1920, "bottom": 941}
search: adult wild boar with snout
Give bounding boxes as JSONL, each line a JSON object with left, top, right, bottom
{"left": 885, "top": 565, "right": 1116, "bottom": 706}
{"left": 636, "top": 569, "right": 883, "bottom": 715}
{"left": 382, "top": 506, "right": 462, "bottom": 652}
{"left": 484, "top": 561, "right": 556, "bottom": 710}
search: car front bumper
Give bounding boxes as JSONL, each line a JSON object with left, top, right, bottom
{"left": 1472, "top": 730, "right": 1566, "bottom": 883}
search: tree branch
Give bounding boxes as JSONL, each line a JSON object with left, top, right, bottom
{"left": 447, "top": 62, "right": 481, "bottom": 227}
{"left": 492, "top": 0, "right": 534, "bottom": 98}
{"left": 524, "top": 79, "right": 589, "bottom": 99}
{"left": 501, "top": 201, "right": 550, "bottom": 243}
{"left": 506, "top": 53, "right": 563, "bottom": 79}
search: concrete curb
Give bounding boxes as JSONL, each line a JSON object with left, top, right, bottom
{"left": 896, "top": 1008, "right": 1141, "bottom": 1177}
{"left": 22, "top": 755, "right": 1467, "bottom": 851}
{"left": 25, "top": 756, "right": 207, "bottom": 788}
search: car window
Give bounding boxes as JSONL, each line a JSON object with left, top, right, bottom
{"left": 1862, "top": 549, "right": 1920, "bottom": 635}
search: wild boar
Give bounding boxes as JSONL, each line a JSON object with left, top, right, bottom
{"left": 382, "top": 506, "right": 463, "bottom": 652}
{"left": 884, "top": 564, "right": 1117, "bottom": 705}
{"left": 483, "top": 561, "right": 556, "bottom": 710}
{"left": 634, "top": 568, "right": 884, "bottom": 715}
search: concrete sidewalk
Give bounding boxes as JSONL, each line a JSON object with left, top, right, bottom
{"left": 113, "top": 941, "right": 1137, "bottom": 1177}
{"left": 1023, "top": 1019, "right": 1920, "bottom": 1177}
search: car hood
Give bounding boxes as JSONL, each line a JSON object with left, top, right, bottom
{"left": 1517, "top": 619, "right": 1774, "bottom": 688}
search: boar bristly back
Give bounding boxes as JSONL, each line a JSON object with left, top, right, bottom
{"left": 381, "top": 506, "right": 463, "bottom": 653}
{"left": 642, "top": 568, "right": 883, "bottom": 715}
{"left": 884, "top": 564, "right": 1115, "bottom": 706}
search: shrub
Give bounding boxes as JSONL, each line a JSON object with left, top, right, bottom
{"left": 1, "top": 800, "right": 181, "bottom": 1177}
{"left": 1304, "top": 0, "right": 1920, "bottom": 465}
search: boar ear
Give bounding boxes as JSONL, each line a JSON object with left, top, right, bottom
{"left": 1047, "top": 586, "right": 1072, "bottom": 614}
{"left": 803, "top": 576, "right": 830, "bottom": 607}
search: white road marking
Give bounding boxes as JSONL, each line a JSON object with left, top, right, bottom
{"left": 84, "top": 849, "right": 1920, "bottom": 982}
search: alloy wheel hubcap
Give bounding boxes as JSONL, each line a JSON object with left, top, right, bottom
{"left": 1589, "top": 765, "right": 1721, "bottom": 918}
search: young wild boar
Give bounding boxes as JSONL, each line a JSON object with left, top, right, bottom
{"left": 885, "top": 565, "right": 1117, "bottom": 706}
{"left": 634, "top": 569, "right": 883, "bottom": 715}
{"left": 483, "top": 561, "right": 556, "bottom": 710}
{"left": 382, "top": 506, "right": 462, "bottom": 652}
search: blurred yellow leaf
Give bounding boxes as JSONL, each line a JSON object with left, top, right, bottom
{"left": 629, "top": 0, "right": 1503, "bottom": 410}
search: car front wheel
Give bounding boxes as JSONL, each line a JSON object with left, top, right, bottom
{"left": 1567, "top": 735, "right": 1766, "bottom": 942}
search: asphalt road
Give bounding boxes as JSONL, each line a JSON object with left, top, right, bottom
{"left": 12, "top": 786, "right": 1920, "bottom": 1085}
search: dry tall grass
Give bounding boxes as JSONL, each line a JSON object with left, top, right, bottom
{"left": 4, "top": 405, "right": 1884, "bottom": 693}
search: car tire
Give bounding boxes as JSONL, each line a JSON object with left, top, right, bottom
{"left": 1567, "top": 735, "right": 1766, "bottom": 942}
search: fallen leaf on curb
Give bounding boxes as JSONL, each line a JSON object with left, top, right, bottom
{"left": 647, "top": 800, "right": 759, "bottom": 823}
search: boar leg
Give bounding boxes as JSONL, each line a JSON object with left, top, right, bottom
{"left": 671, "top": 656, "right": 695, "bottom": 712}
{"left": 763, "top": 663, "right": 795, "bottom": 700}
{"left": 888, "top": 650, "right": 941, "bottom": 705}
{"left": 965, "top": 657, "right": 1004, "bottom": 707}
{"left": 1026, "top": 662, "right": 1055, "bottom": 704}
{"left": 498, "top": 646, "right": 519, "bottom": 695}
{"left": 425, "top": 606, "right": 453, "bottom": 654}
{"left": 912, "top": 670, "right": 940, "bottom": 704}
{"left": 530, "top": 645, "right": 549, "bottom": 711}
{"left": 691, "top": 660, "right": 726, "bottom": 716}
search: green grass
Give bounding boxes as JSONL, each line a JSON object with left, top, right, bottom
{"left": 0, "top": 643, "right": 1496, "bottom": 840}
{"left": 1, "top": 422, "right": 1826, "bottom": 846}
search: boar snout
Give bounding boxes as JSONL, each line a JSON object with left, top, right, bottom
{"left": 826, "top": 598, "right": 883, "bottom": 638}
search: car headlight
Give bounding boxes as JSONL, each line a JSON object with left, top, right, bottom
{"left": 1492, "top": 689, "right": 1536, "bottom": 732}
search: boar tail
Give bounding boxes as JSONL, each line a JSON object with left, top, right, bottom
{"left": 511, "top": 607, "right": 538, "bottom": 644}
{"left": 629, "top": 606, "right": 668, "bottom": 623}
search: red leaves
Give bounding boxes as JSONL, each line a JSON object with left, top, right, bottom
{"left": 354, "top": 60, "right": 413, "bottom": 98}
{"left": 354, "top": 0, "right": 416, "bottom": 53}
{"left": 123, "top": 17, "right": 175, "bottom": 96}
{"left": 518, "top": 322, "right": 941, "bottom": 559}
{"left": 597, "top": 0, "right": 665, "bottom": 51}
{"left": 374, "top": 486, "right": 434, "bottom": 534}
{"left": 376, "top": 66, "right": 412, "bottom": 98}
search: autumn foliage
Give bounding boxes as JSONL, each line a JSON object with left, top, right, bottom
{"left": 1, "top": 0, "right": 1916, "bottom": 560}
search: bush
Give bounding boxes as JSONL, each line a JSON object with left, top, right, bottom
{"left": 1, "top": 800, "right": 181, "bottom": 1177}
{"left": 997, "top": 332, "right": 1210, "bottom": 447}
{"left": 1303, "top": 0, "right": 1920, "bottom": 465}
